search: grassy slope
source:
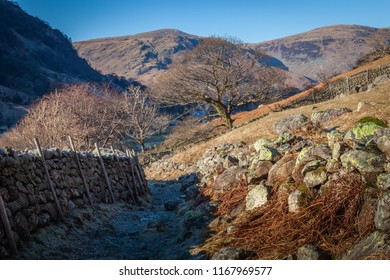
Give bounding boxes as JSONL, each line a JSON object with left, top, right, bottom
{"left": 165, "top": 56, "right": 390, "bottom": 166}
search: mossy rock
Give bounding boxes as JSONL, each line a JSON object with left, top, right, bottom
{"left": 326, "top": 130, "right": 346, "bottom": 149}
{"left": 288, "top": 185, "right": 310, "bottom": 212}
{"left": 377, "top": 173, "right": 390, "bottom": 191}
{"left": 345, "top": 118, "right": 387, "bottom": 148}
{"left": 303, "top": 166, "right": 328, "bottom": 188}
{"left": 255, "top": 146, "right": 280, "bottom": 162}
{"left": 340, "top": 150, "right": 385, "bottom": 181}
{"left": 274, "top": 132, "right": 295, "bottom": 146}
{"left": 357, "top": 116, "right": 388, "bottom": 128}
{"left": 253, "top": 138, "right": 275, "bottom": 151}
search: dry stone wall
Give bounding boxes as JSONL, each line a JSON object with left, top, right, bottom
{"left": 0, "top": 147, "right": 149, "bottom": 258}
{"left": 285, "top": 63, "right": 390, "bottom": 109}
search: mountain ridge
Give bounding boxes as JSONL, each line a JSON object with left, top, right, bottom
{"left": 252, "top": 24, "right": 390, "bottom": 80}
{"left": 74, "top": 24, "right": 390, "bottom": 87}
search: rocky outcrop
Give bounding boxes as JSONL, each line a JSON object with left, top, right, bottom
{"left": 196, "top": 116, "right": 390, "bottom": 259}
{"left": 273, "top": 114, "right": 312, "bottom": 134}
{"left": 311, "top": 108, "right": 351, "bottom": 123}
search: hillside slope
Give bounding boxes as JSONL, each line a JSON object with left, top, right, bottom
{"left": 74, "top": 29, "right": 312, "bottom": 89}
{"left": 252, "top": 25, "right": 390, "bottom": 81}
{"left": 0, "top": 1, "right": 105, "bottom": 127}
{"left": 74, "top": 29, "right": 200, "bottom": 85}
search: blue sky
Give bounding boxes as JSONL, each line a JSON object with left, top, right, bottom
{"left": 16, "top": 0, "right": 390, "bottom": 43}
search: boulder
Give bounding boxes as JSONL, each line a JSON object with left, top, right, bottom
{"left": 327, "top": 130, "right": 346, "bottom": 149}
{"left": 245, "top": 185, "right": 270, "bottom": 211}
{"left": 253, "top": 138, "right": 275, "bottom": 152}
{"left": 211, "top": 247, "right": 249, "bottom": 260}
{"left": 273, "top": 114, "right": 312, "bottom": 134}
{"left": 254, "top": 146, "right": 280, "bottom": 162}
{"left": 303, "top": 167, "right": 328, "bottom": 188}
{"left": 326, "top": 159, "right": 342, "bottom": 173}
{"left": 293, "top": 144, "right": 331, "bottom": 183}
{"left": 274, "top": 132, "right": 296, "bottom": 145}
{"left": 248, "top": 160, "right": 273, "bottom": 184}
{"left": 288, "top": 189, "right": 308, "bottom": 212}
{"left": 377, "top": 173, "right": 390, "bottom": 192}
{"left": 340, "top": 150, "right": 385, "bottom": 182}
{"left": 301, "top": 160, "right": 326, "bottom": 176}
{"left": 311, "top": 108, "right": 351, "bottom": 123}
{"left": 213, "top": 169, "right": 246, "bottom": 193}
{"left": 297, "top": 244, "right": 330, "bottom": 260}
{"left": 343, "top": 231, "right": 390, "bottom": 260}
{"left": 295, "top": 144, "right": 332, "bottom": 167}
{"left": 267, "top": 154, "right": 297, "bottom": 187}
{"left": 332, "top": 142, "right": 348, "bottom": 160}
{"left": 356, "top": 101, "right": 373, "bottom": 112}
{"left": 178, "top": 173, "right": 199, "bottom": 192}
{"left": 374, "top": 191, "right": 390, "bottom": 232}
{"left": 374, "top": 128, "right": 390, "bottom": 160}
{"left": 344, "top": 119, "right": 386, "bottom": 148}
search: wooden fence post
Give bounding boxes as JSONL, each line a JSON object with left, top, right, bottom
{"left": 125, "top": 150, "right": 141, "bottom": 199}
{"left": 126, "top": 149, "right": 145, "bottom": 197}
{"left": 95, "top": 143, "right": 115, "bottom": 203}
{"left": 68, "top": 136, "right": 92, "bottom": 205}
{"left": 110, "top": 147, "right": 137, "bottom": 204}
{"left": 127, "top": 149, "right": 151, "bottom": 200}
{"left": 34, "top": 138, "right": 64, "bottom": 220}
{"left": 0, "top": 193, "right": 18, "bottom": 256}
{"left": 132, "top": 150, "right": 149, "bottom": 194}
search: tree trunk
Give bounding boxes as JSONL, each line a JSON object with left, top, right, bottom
{"left": 210, "top": 102, "right": 234, "bottom": 130}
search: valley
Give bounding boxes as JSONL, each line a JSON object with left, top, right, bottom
{"left": 1, "top": 0, "right": 390, "bottom": 261}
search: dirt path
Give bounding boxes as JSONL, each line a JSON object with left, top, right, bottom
{"left": 17, "top": 180, "right": 208, "bottom": 260}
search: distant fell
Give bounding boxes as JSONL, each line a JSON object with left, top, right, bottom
{"left": 74, "top": 29, "right": 201, "bottom": 85}
{"left": 252, "top": 25, "right": 390, "bottom": 80}
{"left": 74, "top": 25, "right": 390, "bottom": 88}
{"left": 74, "top": 29, "right": 311, "bottom": 89}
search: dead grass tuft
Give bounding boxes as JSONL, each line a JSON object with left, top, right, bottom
{"left": 215, "top": 179, "right": 249, "bottom": 216}
{"left": 201, "top": 172, "right": 372, "bottom": 259}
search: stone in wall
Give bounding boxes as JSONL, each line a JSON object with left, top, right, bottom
{"left": 0, "top": 148, "right": 147, "bottom": 258}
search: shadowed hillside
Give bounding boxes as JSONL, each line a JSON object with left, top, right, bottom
{"left": 0, "top": 1, "right": 119, "bottom": 128}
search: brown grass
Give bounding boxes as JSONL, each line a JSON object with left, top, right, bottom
{"left": 168, "top": 79, "right": 390, "bottom": 165}
{"left": 214, "top": 179, "right": 249, "bottom": 217}
{"left": 200, "top": 172, "right": 374, "bottom": 259}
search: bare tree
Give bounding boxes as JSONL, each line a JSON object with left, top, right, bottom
{"left": 119, "top": 86, "right": 170, "bottom": 151}
{"left": 153, "top": 37, "right": 286, "bottom": 130}
{"left": 1, "top": 84, "right": 124, "bottom": 150}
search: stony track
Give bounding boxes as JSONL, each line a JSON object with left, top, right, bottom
{"left": 16, "top": 180, "right": 209, "bottom": 260}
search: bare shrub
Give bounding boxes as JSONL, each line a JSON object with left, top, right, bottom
{"left": 2, "top": 84, "right": 118, "bottom": 150}
{"left": 117, "top": 85, "right": 171, "bottom": 151}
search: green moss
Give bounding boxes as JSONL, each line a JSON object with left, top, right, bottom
{"left": 351, "top": 122, "right": 384, "bottom": 140}
{"left": 357, "top": 116, "right": 388, "bottom": 128}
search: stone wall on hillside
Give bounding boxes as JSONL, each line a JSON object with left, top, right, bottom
{"left": 285, "top": 63, "right": 390, "bottom": 109}
{"left": 0, "top": 147, "right": 149, "bottom": 258}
